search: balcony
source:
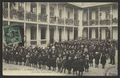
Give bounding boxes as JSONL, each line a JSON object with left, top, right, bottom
{"left": 58, "top": 17, "right": 64, "bottom": 24}
{"left": 112, "top": 18, "right": 118, "bottom": 24}
{"left": 100, "top": 19, "right": 110, "bottom": 25}
{"left": 26, "top": 12, "right": 37, "bottom": 22}
{"left": 83, "top": 21, "right": 88, "bottom": 26}
{"left": 3, "top": 8, "right": 8, "bottom": 18}
{"left": 38, "top": 13, "right": 47, "bottom": 22}
{"left": 74, "top": 19, "right": 79, "bottom": 26}
{"left": 50, "top": 16, "right": 56, "bottom": 24}
{"left": 90, "top": 20, "right": 98, "bottom": 25}
{"left": 10, "top": 8, "right": 17, "bottom": 19}
{"left": 17, "top": 6, "right": 24, "bottom": 20}
{"left": 65, "top": 18, "right": 74, "bottom": 25}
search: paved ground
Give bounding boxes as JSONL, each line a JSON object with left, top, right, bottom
{"left": 2, "top": 50, "right": 118, "bottom": 76}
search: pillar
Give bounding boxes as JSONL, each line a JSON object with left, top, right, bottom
{"left": 88, "top": 8, "right": 90, "bottom": 39}
{"left": 54, "top": 26, "right": 59, "bottom": 42}
{"left": 78, "top": 9, "right": 83, "bottom": 38}
{"left": 46, "top": 26, "right": 50, "bottom": 45}
{"left": 98, "top": 7, "right": 101, "bottom": 40}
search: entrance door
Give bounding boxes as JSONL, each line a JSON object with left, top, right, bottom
{"left": 74, "top": 28, "right": 78, "bottom": 40}
{"left": 106, "top": 29, "right": 110, "bottom": 40}
{"left": 59, "top": 29, "right": 62, "bottom": 42}
{"left": 19, "top": 26, "right": 24, "bottom": 46}
{"left": 50, "top": 28, "right": 54, "bottom": 44}
{"left": 67, "top": 30, "right": 70, "bottom": 41}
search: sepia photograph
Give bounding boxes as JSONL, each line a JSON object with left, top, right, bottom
{"left": 2, "top": 2, "right": 118, "bottom": 76}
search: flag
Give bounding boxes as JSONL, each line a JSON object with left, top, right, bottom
{"left": 3, "top": 25, "right": 22, "bottom": 45}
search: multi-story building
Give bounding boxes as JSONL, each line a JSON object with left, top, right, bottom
{"left": 2, "top": 2, "right": 118, "bottom": 47}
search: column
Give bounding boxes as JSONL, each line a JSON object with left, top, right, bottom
{"left": 46, "top": 2, "right": 50, "bottom": 45}
{"left": 110, "top": 5, "right": 113, "bottom": 40}
{"left": 56, "top": 3, "right": 59, "bottom": 21}
{"left": 8, "top": 2, "right": 10, "bottom": 25}
{"left": 24, "top": 23, "right": 26, "bottom": 46}
{"left": 46, "top": 26, "right": 50, "bottom": 45}
{"left": 78, "top": 9, "right": 83, "bottom": 38}
{"left": 98, "top": 7, "right": 101, "bottom": 40}
{"left": 47, "top": 2, "right": 50, "bottom": 24}
{"left": 54, "top": 26, "right": 59, "bottom": 42}
{"left": 88, "top": 27, "right": 89, "bottom": 39}
{"left": 73, "top": 27, "right": 74, "bottom": 40}
{"left": 63, "top": 27, "right": 66, "bottom": 41}
{"left": 36, "top": 25, "right": 40, "bottom": 46}
{"left": 88, "top": 8, "right": 90, "bottom": 39}
{"left": 63, "top": 4, "right": 66, "bottom": 25}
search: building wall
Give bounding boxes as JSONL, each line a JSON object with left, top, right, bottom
{"left": 3, "top": 2, "right": 118, "bottom": 47}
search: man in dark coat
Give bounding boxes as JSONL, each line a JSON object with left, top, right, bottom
{"left": 84, "top": 55, "right": 89, "bottom": 72}
{"left": 109, "top": 46, "right": 115, "bottom": 65}
{"left": 89, "top": 53, "right": 94, "bottom": 67}
{"left": 100, "top": 53, "right": 107, "bottom": 69}
{"left": 77, "top": 57, "right": 84, "bottom": 76}
{"left": 94, "top": 52, "right": 100, "bottom": 68}
{"left": 72, "top": 56, "right": 78, "bottom": 75}
{"left": 66, "top": 56, "right": 72, "bottom": 74}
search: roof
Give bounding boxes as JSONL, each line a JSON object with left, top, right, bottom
{"left": 68, "top": 2, "right": 115, "bottom": 8}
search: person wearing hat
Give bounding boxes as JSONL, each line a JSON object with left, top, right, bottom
{"left": 94, "top": 52, "right": 100, "bottom": 68}
{"left": 100, "top": 53, "right": 107, "bottom": 69}
{"left": 84, "top": 54, "right": 89, "bottom": 72}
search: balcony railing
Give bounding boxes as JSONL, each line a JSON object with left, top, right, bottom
{"left": 83, "top": 21, "right": 88, "bottom": 26}
{"left": 3, "top": 8, "right": 8, "bottom": 18}
{"left": 65, "top": 18, "right": 74, "bottom": 25}
{"left": 100, "top": 19, "right": 110, "bottom": 25}
{"left": 112, "top": 18, "right": 118, "bottom": 24}
{"left": 74, "top": 19, "right": 79, "bottom": 26}
{"left": 38, "top": 13, "right": 47, "bottom": 22}
{"left": 26, "top": 12, "right": 37, "bottom": 22}
{"left": 50, "top": 16, "right": 56, "bottom": 24}
{"left": 10, "top": 8, "right": 17, "bottom": 19}
{"left": 90, "top": 20, "right": 98, "bottom": 25}
{"left": 58, "top": 17, "right": 64, "bottom": 24}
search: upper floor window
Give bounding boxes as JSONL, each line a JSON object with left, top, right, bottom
{"left": 41, "top": 4, "right": 46, "bottom": 15}
{"left": 50, "top": 6, "right": 54, "bottom": 16}
{"left": 3, "top": 2, "right": 8, "bottom": 8}
{"left": 67, "top": 11, "right": 70, "bottom": 18}
{"left": 10, "top": 2, "right": 16, "bottom": 9}
{"left": 59, "top": 9, "right": 62, "bottom": 18}
{"left": 74, "top": 10, "right": 78, "bottom": 20}
{"left": 31, "top": 26, "right": 36, "bottom": 40}
{"left": 30, "top": 3, "right": 36, "bottom": 13}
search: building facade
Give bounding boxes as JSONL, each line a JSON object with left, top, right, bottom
{"left": 2, "top": 2, "right": 118, "bottom": 47}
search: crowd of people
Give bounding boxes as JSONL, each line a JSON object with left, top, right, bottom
{"left": 3, "top": 39, "right": 117, "bottom": 76}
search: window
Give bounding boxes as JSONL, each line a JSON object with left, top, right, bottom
{"left": 74, "top": 10, "right": 78, "bottom": 20}
{"left": 30, "top": 26, "right": 36, "bottom": 40}
{"left": 18, "top": 2, "right": 23, "bottom": 7}
{"left": 10, "top": 2, "right": 16, "bottom": 9}
{"left": 3, "top": 2, "right": 8, "bottom": 8}
{"left": 50, "top": 6, "right": 54, "bottom": 16}
{"left": 59, "top": 9, "right": 62, "bottom": 18}
{"left": 30, "top": 3, "right": 36, "bottom": 13}
{"left": 41, "top": 4, "right": 46, "bottom": 15}
{"left": 59, "top": 29, "right": 62, "bottom": 42}
{"left": 41, "top": 28, "right": 46, "bottom": 39}
{"left": 67, "top": 11, "right": 70, "bottom": 18}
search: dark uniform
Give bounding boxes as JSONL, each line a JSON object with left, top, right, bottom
{"left": 100, "top": 53, "right": 107, "bottom": 69}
